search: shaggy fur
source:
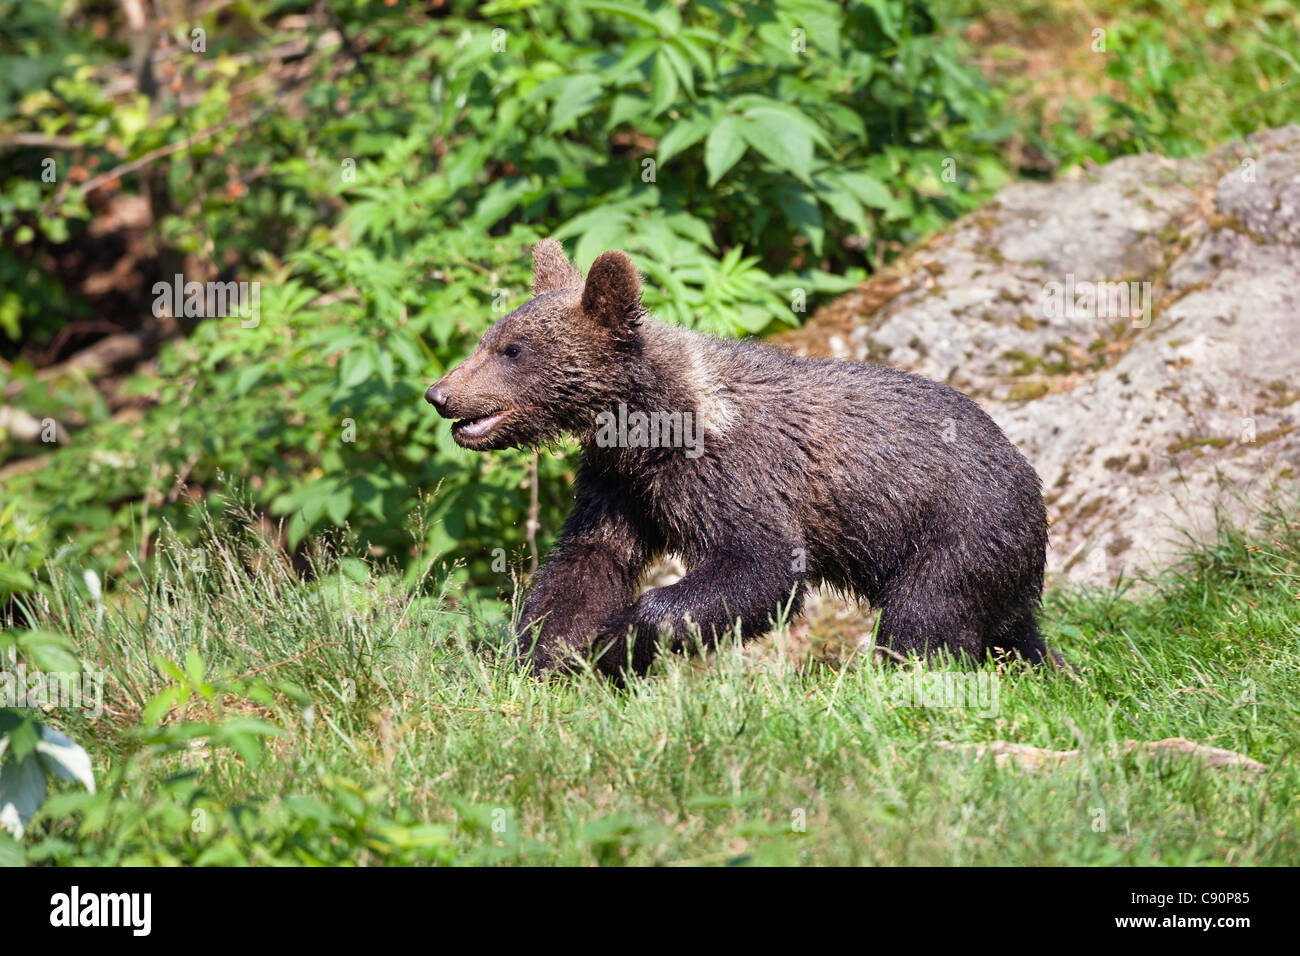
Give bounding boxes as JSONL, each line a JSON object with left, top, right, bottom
{"left": 427, "top": 240, "right": 1052, "bottom": 677}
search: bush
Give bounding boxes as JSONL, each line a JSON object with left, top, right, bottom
{"left": 1, "top": 0, "right": 1011, "bottom": 595}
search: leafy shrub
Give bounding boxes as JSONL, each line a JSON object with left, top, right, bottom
{"left": 1, "top": 0, "right": 1011, "bottom": 594}
{"left": 0, "top": 625, "right": 95, "bottom": 863}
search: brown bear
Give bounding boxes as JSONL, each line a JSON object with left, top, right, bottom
{"left": 426, "top": 239, "right": 1052, "bottom": 677}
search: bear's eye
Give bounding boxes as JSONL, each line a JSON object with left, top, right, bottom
{"left": 503, "top": 344, "right": 522, "bottom": 360}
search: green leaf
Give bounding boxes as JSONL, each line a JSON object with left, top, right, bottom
{"left": 774, "top": 186, "right": 824, "bottom": 255}
{"left": 288, "top": 510, "right": 310, "bottom": 550}
{"left": 143, "top": 684, "right": 183, "bottom": 728}
{"left": 0, "top": 830, "right": 23, "bottom": 867}
{"left": 836, "top": 171, "right": 896, "bottom": 211}
{"left": 233, "top": 364, "right": 265, "bottom": 396}
{"left": 184, "top": 649, "right": 207, "bottom": 688}
{"left": 649, "top": 54, "right": 678, "bottom": 117}
{"left": 156, "top": 656, "right": 186, "bottom": 684}
{"left": 783, "top": 0, "right": 843, "bottom": 58}
{"left": 15, "top": 631, "right": 81, "bottom": 674}
{"left": 548, "top": 74, "right": 604, "bottom": 133}
{"left": 672, "top": 31, "right": 715, "bottom": 78}
{"left": 325, "top": 489, "right": 352, "bottom": 526}
{"left": 607, "top": 91, "right": 650, "bottom": 129}
{"left": 300, "top": 486, "right": 329, "bottom": 526}
{"left": 0, "top": 747, "right": 45, "bottom": 838}
{"left": 1, "top": 715, "right": 39, "bottom": 762}
{"left": 470, "top": 178, "right": 532, "bottom": 229}
{"left": 574, "top": 215, "right": 632, "bottom": 272}
{"left": 814, "top": 176, "right": 868, "bottom": 234}
{"left": 584, "top": 0, "right": 679, "bottom": 34}
{"left": 659, "top": 40, "right": 695, "bottom": 97}
{"left": 610, "top": 36, "right": 660, "bottom": 79}
{"left": 740, "top": 112, "right": 814, "bottom": 183}
{"left": 657, "top": 113, "right": 712, "bottom": 164}
{"left": 34, "top": 725, "right": 95, "bottom": 795}
{"left": 0, "top": 564, "right": 36, "bottom": 598}
{"left": 339, "top": 350, "right": 375, "bottom": 390}
{"left": 705, "top": 117, "right": 747, "bottom": 186}
{"left": 338, "top": 557, "right": 369, "bottom": 583}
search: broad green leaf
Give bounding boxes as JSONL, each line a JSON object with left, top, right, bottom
{"left": 547, "top": 74, "right": 604, "bottom": 132}
{"left": 583, "top": 0, "right": 677, "bottom": 34}
{"left": 0, "top": 830, "right": 22, "bottom": 866}
{"left": 34, "top": 725, "right": 95, "bottom": 795}
{"left": 0, "top": 747, "right": 45, "bottom": 838}
{"left": 649, "top": 54, "right": 678, "bottom": 117}
{"left": 659, "top": 40, "right": 695, "bottom": 97}
{"left": 15, "top": 631, "right": 81, "bottom": 675}
{"left": 705, "top": 117, "right": 747, "bottom": 186}
{"left": 657, "top": 113, "right": 712, "bottom": 164}
{"left": 836, "top": 171, "right": 896, "bottom": 211}
{"left": 814, "top": 176, "right": 869, "bottom": 234}
{"left": 607, "top": 91, "right": 650, "bottom": 129}
{"left": 470, "top": 178, "right": 532, "bottom": 229}
{"left": 0, "top": 564, "right": 36, "bottom": 597}
{"left": 325, "top": 489, "right": 353, "bottom": 526}
{"left": 774, "top": 186, "right": 825, "bottom": 255}
{"left": 740, "top": 112, "right": 814, "bottom": 182}
{"left": 610, "top": 37, "right": 660, "bottom": 79}
{"left": 288, "top": 510, "right": 310, "bottom": 550}
{"left": 143, "top": 684, "right": 183, "bottom": 728}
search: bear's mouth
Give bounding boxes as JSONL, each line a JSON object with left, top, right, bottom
{"left": 452, "top": 407, "right": 539, "bottom": 441}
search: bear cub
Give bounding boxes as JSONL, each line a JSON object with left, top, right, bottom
{"left": 426, "top": 240, "right": 1052, "bottom": 677}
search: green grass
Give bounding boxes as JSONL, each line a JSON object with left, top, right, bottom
{"left": 15, "top": 500, "right": 1300, "bottom": 865}
{"left": 943, "top": 0, "right": 1300, "bottom": 169}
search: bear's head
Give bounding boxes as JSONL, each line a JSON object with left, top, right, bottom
{"left": 425, "top": 239, "right": 644, "bottom": 450}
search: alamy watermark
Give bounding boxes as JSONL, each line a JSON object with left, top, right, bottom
{"left": 1040, "top": 273, "right": 1151, "bottom": 328}
{"left": 595, "top": 403, "right": 703, "bottom": 459}
{"left": 884, "top": 671, "right": 999, "bottom": 718}
{"left": 1, "top": 662, "right": 104, "bottom": 719}
{"left": 152, "top": 274, "right": 261, "bottom": 328}
{"left": 49, "top": 886, "right": 151, "bottom": 936}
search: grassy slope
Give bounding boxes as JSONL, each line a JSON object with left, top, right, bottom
{"left": 25, "top": 500, "right": 1300, "bottom": 865}
{"left": 942, "top": 0, "right": 1300, "bottom": 171}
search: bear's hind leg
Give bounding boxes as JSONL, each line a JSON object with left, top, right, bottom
{"left": 991, "top": 609, "right": 1047, "bottom": 663}
{"left": 991, "top": 609, "right": 1066, "bottom": 668}
{"left": 874, "top": 584, "right": 984, "bottom": 664}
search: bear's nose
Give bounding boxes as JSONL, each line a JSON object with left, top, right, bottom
{"left": 425, "top": 383, "right": 449, "bottom": 410}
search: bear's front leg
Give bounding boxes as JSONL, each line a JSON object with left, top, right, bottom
{"left": 517, "top": 481, "right": 653, "bottom": 673}
{"left": 591, "top": 543, "right": 806, "bottom": 678}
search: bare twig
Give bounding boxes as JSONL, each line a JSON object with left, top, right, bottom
{"left": 233, "top": 642, "right": 346, "bottom": 681}
{"left": 527, "top": 451, "right": 541, "bottom": 572}
{"left": 56, "top": 115, "right": 248, "bottom": 203}
{"left": 39, "top": 320, "right": 127, "bottom": 367}
{"left": 167, "top": 451, "right": 202, "bottom": 503}
{"left": 38, "top": 314, "right": 179, "bottom": 381}
{"left": 0, "top": 133, "right": 83, "bottom": 150}
{"left": 937, "top": 737, "right": 1267, "bottom": 774}
{"left": 872, "top": 644, "right": 908, "bottom": 663}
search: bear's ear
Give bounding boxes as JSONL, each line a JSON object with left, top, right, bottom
{"left": 581, "top": 250, "right": 641, "bottom": 335}
{"left": 532, "top": 238, "right": 583, "bottom": 295}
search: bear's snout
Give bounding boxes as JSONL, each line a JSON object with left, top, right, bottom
{"left": 425, "top": 382, "right": 451, "bottom": 414}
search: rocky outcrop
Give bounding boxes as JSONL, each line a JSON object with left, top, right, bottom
{"left": 784, "top": 126, "right": 1300, "bottom": 589}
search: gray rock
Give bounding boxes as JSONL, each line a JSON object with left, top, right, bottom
{"left": 1216, "top": 144, "right": 1300, "bottom": 245}
{"left": 785, "top": 126, "right": 1300, "bottom": 589}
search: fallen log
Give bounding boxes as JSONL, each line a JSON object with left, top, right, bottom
{"left": 937, "top": 737, "right": 1266, "bottom": 774}
{"left": 37, "top": 315, "right": 178, "bottom": 382}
